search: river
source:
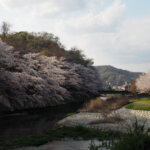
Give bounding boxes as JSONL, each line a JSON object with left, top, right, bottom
{"left": 0, "top": 102, "right": 82, "bottom": 141}
{"left": 15, "top": 139, "right": 107, "bottom": 150}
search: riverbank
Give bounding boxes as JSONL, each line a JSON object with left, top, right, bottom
{"left": 1, "top": 95, "right": 150, "bottom": 150}
{"left": 0, "top": 107, "right": 150, "bottom": 150}
{"left": 58, "top": 107, "right": 150, "bottom": 132}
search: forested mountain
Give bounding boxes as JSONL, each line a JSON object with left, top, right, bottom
{"left": 96, "top": 65, "right": 142, "bottom": 88}
{"left": 0, "top": 30, "right": 102, "bottom": 113}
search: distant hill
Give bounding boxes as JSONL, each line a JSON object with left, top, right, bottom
{"left": 95, "top": 65, "right": 143, "bottom": 88}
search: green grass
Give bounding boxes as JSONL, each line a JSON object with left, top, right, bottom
{"left": 0, "top": 126, "right": 121, "bottom": 150}
{"left": 125, "top": 97, "right": 150, "bottom": 110}
{"left": 132, "top": 98, "right": 150, "bottom": 104}
{"left": 65, "top": 112, "right": 77, "bottom": 117}
{"left": 126, "top": 104, "right": 150, "bottom": 111}
{"left": 48, "top": 126, "right": 121, "bottom": 140}
{"left": 0, "top": 134, "right": 51, "bottom": 150}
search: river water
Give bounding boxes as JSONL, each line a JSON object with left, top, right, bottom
{"left": 0, "top": 96, "right": 111, "bottom": 142}
{"left": 0, "top": 98, "right": 114, "bottom": 150}
{"left": 0, "top": 102, "right": 82, "bottom": 141}
{"left": 15, "top": 139, "right": 108, "bottom": 150}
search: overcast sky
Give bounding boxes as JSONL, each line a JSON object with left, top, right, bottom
{"left": 0, "top": 0, "right": 150, "bottom": 72}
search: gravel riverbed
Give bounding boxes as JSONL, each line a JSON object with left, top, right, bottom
{"left": 58, "top": 108, "right": 150, "bottom": 132}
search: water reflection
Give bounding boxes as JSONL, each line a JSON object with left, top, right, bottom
{"left": 0, "top": 103, "right": 81, "bottom": 141}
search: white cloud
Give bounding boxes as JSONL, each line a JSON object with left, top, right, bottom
{"left": 114, "top": 18, "right": 150, "bottom": 51}
{"left": 0, "top": 0, "right": 149, "bottom": 72}
{"left": 115, "top": 63, "right": 150, "bottom": 73}
{"left": 87, "top": 0, "right": 105, "bottom": 10}
{"left": 0, "top": 0, "right": 86, "bottom": 16}
{"left": 53, "top": 17, "right": 150, "bottom": 72}
{"left": 53, "top": 0, "right": 126, "bottom": 34}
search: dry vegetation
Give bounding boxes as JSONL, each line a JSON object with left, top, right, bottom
{"left": 79, "top": 95, "right": 128, "bottom": 124}
{"left": 80, "top": 95, "right": 129, "bottom": 114}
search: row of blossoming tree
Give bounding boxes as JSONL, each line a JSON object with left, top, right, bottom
{"left": 0, "top": 37, "right": 102, "bottom": 112}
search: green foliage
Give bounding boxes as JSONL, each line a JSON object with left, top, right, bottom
{"left": 1, "top": 31, "right": 64, "bottom": 54}
{"left": 66, "top": 47, "right": 93, "bottom": 66}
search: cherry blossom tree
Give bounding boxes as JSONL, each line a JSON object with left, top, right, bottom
{"left": 0, "top": 41, "right": 102, "bottom": 111}
{"left": 136, "top": 72, "right": 150, "bottom": 94}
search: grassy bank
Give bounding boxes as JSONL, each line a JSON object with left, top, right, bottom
{"left": 125, "top": 97, "right": 150, "bottom": 110}
{"left": 0, "top": 126, "right": 121, "bottom": 150}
